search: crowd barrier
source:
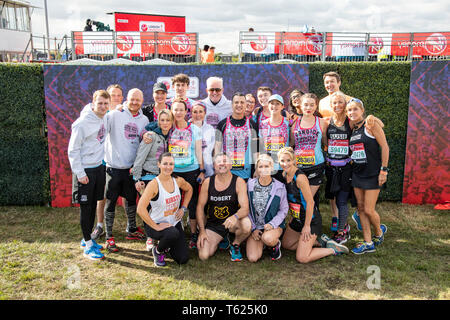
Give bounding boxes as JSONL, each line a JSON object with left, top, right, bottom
{"left": 239, "top": 31, "right": 450, "bottom": 63}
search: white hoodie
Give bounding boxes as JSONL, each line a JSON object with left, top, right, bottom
{"left": 104, "top": 103, "right": 149, "bottom": 169}
{"left": 68, "top": 106, "right": 107, "bottom": 179}
{"left": 202, "top": 95, "right": 232, "bottom": 129}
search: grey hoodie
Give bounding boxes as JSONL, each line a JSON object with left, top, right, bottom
{"left": 131, "top": 127, "right": 168, "bottom": 180}
{"left": 104, "top": 103, "right": 149, "bottom": 169}
{"left": 68, "top": 106, "right": 107, "bottom": 179}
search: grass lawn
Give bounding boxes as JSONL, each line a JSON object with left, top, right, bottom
{"left": 0, "top": 202, "right": 448, "bottom": 300}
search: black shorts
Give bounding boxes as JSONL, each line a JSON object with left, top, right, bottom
{"left": 300, "top": 163, "right": 325, "bottom": 186}
{"left": 289, "top": 214, "right": 322, "bottom": 237}
{"left": 352, "top": 173, "right": 381, "bottom": 190}
{"left": 105, "top": 167, "right": 137, "bottom": 201}
{"left": 205, "top": 221, "right": 228, "bottom": 239}
{"left": 72, "top": 165, "right": 106, "bottom": 205}
{"left": 325, "top": 163, "right": 352, "bottom": 199}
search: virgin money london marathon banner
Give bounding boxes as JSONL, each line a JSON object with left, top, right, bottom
{"left": 241, "top": 32, "right": 450, "bottom": 57}
{"left": 402, "top": 60, "right": 449, "bottom": 204}
{"left": 44, "top": 64, "right": 309, "bottom": 207}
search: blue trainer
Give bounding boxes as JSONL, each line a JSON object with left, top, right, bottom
{"left": 218, "top": 235, "right": 230, "bottom": 250}
{"left": 351, "top": 241, "right": 376, "bottom": 255}
{"left": 352, "top": 211, "right": 362, "bottom": 231}
{"left": 331, "top": 217, "right": 338, "bottom": 232}
{"left": 230, "top": 244, "right": 243, "bottom": 262}
{"left": 373, "top": 224, "right": 388, "bottom": 246}
{"left": 80, "top": 239, "right": 103, "bottom": 251}
{"left": 83, "top": 246, "right": 104, "bottom": 260}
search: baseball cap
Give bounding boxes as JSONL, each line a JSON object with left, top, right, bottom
{"left": 268, "top": 94, "right": 284, "bottom": 105}
{"left": 153, "top": 82, "right": 168, "bottom": 93}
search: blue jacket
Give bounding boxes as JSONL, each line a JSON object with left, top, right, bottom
{"left": 247, "top": 178, "right": 289, "bottom": 231}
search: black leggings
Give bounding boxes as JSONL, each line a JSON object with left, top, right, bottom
{"left": 144, "top": 222, "right": 189, "bottom": 265}
{"left": 336, "top": 190, "right": 350, "bottom": 232}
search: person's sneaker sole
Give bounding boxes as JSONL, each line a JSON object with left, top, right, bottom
{"left": 83, "top": 253, "right": 105, "bottom": 261}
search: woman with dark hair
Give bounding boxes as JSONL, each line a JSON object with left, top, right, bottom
{"left": 137, "top": 152, "right": 193, "bottom": 267}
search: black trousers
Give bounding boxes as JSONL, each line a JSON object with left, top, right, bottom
{"left": 144, "top": 222, "right": 189, "bottom": 265}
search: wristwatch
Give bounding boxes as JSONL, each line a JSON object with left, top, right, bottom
{"left": 199, "top": 169, "right": 206, "bottom": 173}
{"left": 181, "top": 206, "right": 189, "bottom": 214}
{"left": 380, "top": 166, "right": 389, "bottom": 172}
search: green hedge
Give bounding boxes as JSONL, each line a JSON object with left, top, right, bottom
{"left": 0, "top": 62, "right": 409, "bottom": 205}
{"left": 309, "top": 62, "right": 410, "bottom": 201}
{"left": 0, "top": 64, "right": 50, "bottom": 205}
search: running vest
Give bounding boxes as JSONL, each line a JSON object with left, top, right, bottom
{"left": 259, "top": 118, "right": 290, "bottom": 171}
{"left": 282, "top": 169, "right": 319, "bottom": 220}
{"left": 326, "top": 117, "right": 352, "bottom": 165}
{"left": 206, "top": 174, "right": 239, "bottom": 225}
{"left": 149, "top": 177, "right": 182, "bottom": 225}
{"left": 168, "top": 123, "right": 196, "bottom": 169}
{"left": 349, "top": 122, "right": 381, "bottom": 177}
{"left": 293, "top": 116, "right": 324, "bottom": 168}
{"left": 223, "top": 117, "right": 252, "bottom": 175}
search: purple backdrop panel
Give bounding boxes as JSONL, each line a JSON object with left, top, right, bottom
{"left": 402, "top": 60, "right": 450, "bottom": 204}
{"left": 44, "top": 64, "right": 309, "bottom": 207}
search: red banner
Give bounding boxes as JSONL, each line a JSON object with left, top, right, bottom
{"left": 114, "top": 12, "right": 185, "bottom": 33}
{"left": 277, "top": 32, "right": 323, "bottom": 55}
{"left": 140, "top": 32, "right": 197, "bottom": 55}
{"left": 73, "top": 32, "right": 197, "bottom": 56}
{"left": 391, "top": 32, "right": 450, "bottom": 56}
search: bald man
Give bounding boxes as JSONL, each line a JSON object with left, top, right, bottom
{"left": 103, "top": 88, "right": 149, "bottom": 252}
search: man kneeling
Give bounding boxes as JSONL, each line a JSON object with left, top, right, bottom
{"left": 196, "top": 153, "right": 251, "bottom": 261}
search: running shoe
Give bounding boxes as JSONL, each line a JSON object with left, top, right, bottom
{"left": 352, "top": 211, "right": 362, "bottom": 231}
{"left": 152, "top": 246, "right": 167, "bottom": 267}
{"left": 332, "top": 232, "right": 347, "bottom": 245}
{"left": 218, "top": 235, "right": 230, "bottom": 250}
{"left": 344, "top": 223, "right": 351, "bottom": 234}
{"left": 230, "top": 244, "right": 243, "bottom": 262}
{"left": 331, "top": 217, "right": 338, "bottom": 232}
{"left": 351, "top": 241, "right": 376, "bottom": 255}
{"left": 146, "top": 238, "right": 155, "bottom": 252}
{"left": 90, "top": 225, "right": 105, "bottom": 240}
{"left": 80, "top": 239, "right": 103, "bottom": 251}
{"left": 105, "top": 237, "right": 119, "bottom": 252}
{"left": 373, "top": 224, "right": 388, "bottom": 247}
{"left": 126, "top": 227, "right": 146, "bottom": 240}
{"left": 189, "top": 232, "right": 198, "bottom": 249}
{"left": 326, "top": 240, "right": 349, "bottom": 255}
{"left": 83, "top": 246, "right": 104, "bottom": 261}
{"left": 317, "top": 233, "right": 331, "bottom": 248}
{"left": 269, "top": 240, "right": 282, "bottom": 261}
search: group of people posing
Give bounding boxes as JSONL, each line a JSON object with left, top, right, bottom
{"left": 68, "top": 71, "right": 390, "bottom": 267}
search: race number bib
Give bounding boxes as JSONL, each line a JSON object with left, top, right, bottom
{"left": 288, "top": 202, "right": 301, "bottom": 219}
{"left": 265, "top": 136, "right": 285, "bottom": 153}
{"left": 295, "top": 149, "right": 315, "bottom": 166}
{"left": 231, "top": 151, "right": 245, "bottom": 170}
{"left": 169, "top": 140, "right": 189, "bottom": 158}
{"left": 328, "top": 140, "right": 349, "bottom": 156}
{"left": 350, "top": 143, "right": 367, "bottom": 163}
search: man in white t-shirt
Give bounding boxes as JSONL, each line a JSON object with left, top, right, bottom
{"left": 201, "top": 76, "right": 232, "bottom": 129}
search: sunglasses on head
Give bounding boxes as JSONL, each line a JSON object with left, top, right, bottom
{"left": 208, "top": 88, "right": 222, "bottom": 92}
